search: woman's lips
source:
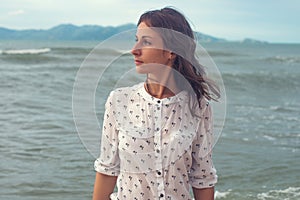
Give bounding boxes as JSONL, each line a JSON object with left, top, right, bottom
{"left": 134, "top": 60, "right": 144, "bottom": 65}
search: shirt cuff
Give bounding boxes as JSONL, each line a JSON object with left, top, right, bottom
{"left": 189, "top": 174, "right": 217, "bottom": 189}
{"left": 94, "top": 158, "right": 120, "bottom": 176}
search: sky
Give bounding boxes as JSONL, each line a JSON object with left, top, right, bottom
{"left": 0, "top": 0, "right": 299, "bottom": 43}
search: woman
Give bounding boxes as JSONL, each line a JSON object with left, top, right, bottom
{"left": 93, "top": 7, "right": 220, "bottom": 200}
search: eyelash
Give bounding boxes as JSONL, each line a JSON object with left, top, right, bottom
{"left": 135, "top": 39, "right": 152, "bottom": 46}
{"left": 143, "top": 40, "right": 151, "bottom": 45}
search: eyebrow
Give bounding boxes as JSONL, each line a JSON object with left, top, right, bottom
{"left": 135, "top": 35, "right": 153, "bottom": 39}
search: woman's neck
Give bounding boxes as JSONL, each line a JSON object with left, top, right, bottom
{"left": 145, "top": 74, "right": 180, "bottom": 99}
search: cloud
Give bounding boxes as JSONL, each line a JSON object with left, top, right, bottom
{"left": 8, "top": 9, "right": 25, "bottom": 16}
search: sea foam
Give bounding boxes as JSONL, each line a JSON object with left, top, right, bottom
{"left": 257, "top": 187, "right": 300, "bottom": 200}
{"left": 0, "top": 48, "right": 51, "bottom": 55}
{"left": 215, "top": 190, "right": 232, "bottom": 199}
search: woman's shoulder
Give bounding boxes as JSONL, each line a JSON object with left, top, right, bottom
{"left": 192, "top": 96, "right": 211, "bottom": 117}
{"left": 107, "top": 82, "right": 144, "bottom": 101}
{"left": 199, "top": 96, "right": 210, "bottom": 108}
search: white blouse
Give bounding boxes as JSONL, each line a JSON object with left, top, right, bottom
{"left": 94, "top": 82, "right": 217, "bottom": 200}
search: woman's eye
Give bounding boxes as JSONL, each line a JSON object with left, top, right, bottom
{"left": 134, "top": 38, "right": 152, "bottom": 46}
{"left": 143, "top": 40, "right": 151, "bottom": 46}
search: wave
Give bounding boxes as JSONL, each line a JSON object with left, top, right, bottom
{"left": 222, "top": 72, "right": 300, "bottom": 91}
{"left": 0, "top": 48, "right": 51, "bottom": 55}
{"left": 50, "top": 47, "right": 132, "bottom": 57}
{"left": 206, "top": 50, "right": 243, "bottom": 57}
{"left": 264, "top": 55, "right": 300, "bottom": 64}
{"left": 51, "top": 47, "right": 91, "bottom": 55}
{"left": 269, "top": 105, "right": 300, "bottom": 113}
{"left": 0, "top": 53, "right": 60, "bottom": 64}
{"left": 214, "top": 187, "right": 300, "bottom": 200}
{"left": 215, "top": 189, "right": 232, "bottom": 199}
{"left": 257, "top": 187, "right": 300, "bottom": 200}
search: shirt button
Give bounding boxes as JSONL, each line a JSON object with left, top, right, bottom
{"left": 157, "top": 100, "right": 161, "bottom": 103}
{"left": 160, "top": 193, "right": 164, "bottom": 197}
{"left": 157, "top": 107, "right": 160, "bottom": 110}
{"left": 156, "top": 149, "right": 160, "bottom": 153}
{"left": 156, "top": 127, "right": 160, "bottom": 131}
{"left": 157, "top": 171, "right": 161, "bottom": 175}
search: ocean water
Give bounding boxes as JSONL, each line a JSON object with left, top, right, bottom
{"left": 0, "top": 40, "right": 299, "bottom": 200}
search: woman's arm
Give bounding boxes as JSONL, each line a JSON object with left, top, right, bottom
{"left": 92, "top": 172, "right": 118, "bottom": 200}
{"left": 193, "top": 187, "right": 214, "bottom": 200}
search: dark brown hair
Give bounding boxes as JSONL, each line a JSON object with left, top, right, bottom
{"left": 137, "top": 7, "right": 220, "bottom": 104}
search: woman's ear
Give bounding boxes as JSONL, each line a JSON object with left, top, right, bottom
{"left": 169, "top": 52, "right": 176, "bottom": 60}
{"left": 168, "top": 52, "right": 177, "bottom": 67}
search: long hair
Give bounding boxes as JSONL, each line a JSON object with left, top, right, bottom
{"left": 137, "top": 7, "right": 220, "bottom": 105}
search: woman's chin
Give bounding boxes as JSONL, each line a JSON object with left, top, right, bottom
{"left": 135, "top": 65, "right": 149, "bottom": 74}
{"left": 135, "top": 63, "right": 164, "bottom": 74}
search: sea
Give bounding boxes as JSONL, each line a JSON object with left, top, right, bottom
{"left": 0, "top": 39, "right": 299, "bottom": 200}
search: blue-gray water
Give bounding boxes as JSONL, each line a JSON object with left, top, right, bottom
{"left": 0, "top": 40, "right": 299, "bottom": 200}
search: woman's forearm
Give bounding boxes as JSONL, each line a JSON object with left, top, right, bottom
{"left": 192, "top": 187, "right": 215, "bottom": 200}
{"left": 93, "top": 172, "right": 118, "bottom": 200}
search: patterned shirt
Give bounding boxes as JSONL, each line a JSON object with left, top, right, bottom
{"left": 94, "top": 82, "right": 217, "bottom": 200}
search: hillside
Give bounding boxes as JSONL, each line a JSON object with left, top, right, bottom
{"left": 0, "top": 23, "right": 226, "bottom": 42}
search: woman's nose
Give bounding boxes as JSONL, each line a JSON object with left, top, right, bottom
{"left": 131, "top": 43, "right": 141, "bottom": 56}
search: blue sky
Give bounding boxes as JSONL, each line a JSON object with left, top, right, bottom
{"left": 0, "top": 0, "right": 299, "bottom": 43}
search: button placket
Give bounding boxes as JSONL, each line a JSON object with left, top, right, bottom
{"left": 157, "top": 100, "right": 161, "bottom": 111}
{"left": 154, "top": 100, "right": 165, "bottom": 199}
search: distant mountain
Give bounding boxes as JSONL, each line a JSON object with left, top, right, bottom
{"left": 241, "top": 38, "right": 268, "bottom": 44}
{"left": 0, "top": 24, "right": 137, "bottom": 41}
{"left": 194, "top": 32, "right": 226, "bottom": 43}
{"left": 0, "top": 23, "right": 226, "bottom": 42}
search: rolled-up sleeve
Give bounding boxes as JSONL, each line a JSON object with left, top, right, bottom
{"left": 94, "top": 91, "right": 120, "bottom": 176}
{"left": 189, "top": 102, "right": 217, "bottom": 188}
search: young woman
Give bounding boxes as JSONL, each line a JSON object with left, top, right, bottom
{"left": 93, "top": 7, "right": 220, "bottom": 200}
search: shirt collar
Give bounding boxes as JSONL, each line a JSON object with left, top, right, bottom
{"left": 137, "top": 82, "right": 189, "bottom": 105}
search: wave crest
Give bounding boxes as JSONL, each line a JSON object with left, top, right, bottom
{"left": 0, "top": 48, "right": 51, "bottom": 55}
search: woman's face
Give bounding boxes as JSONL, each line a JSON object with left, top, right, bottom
{"left": 131, "top": 22, "right": 172, "bottom": 74}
